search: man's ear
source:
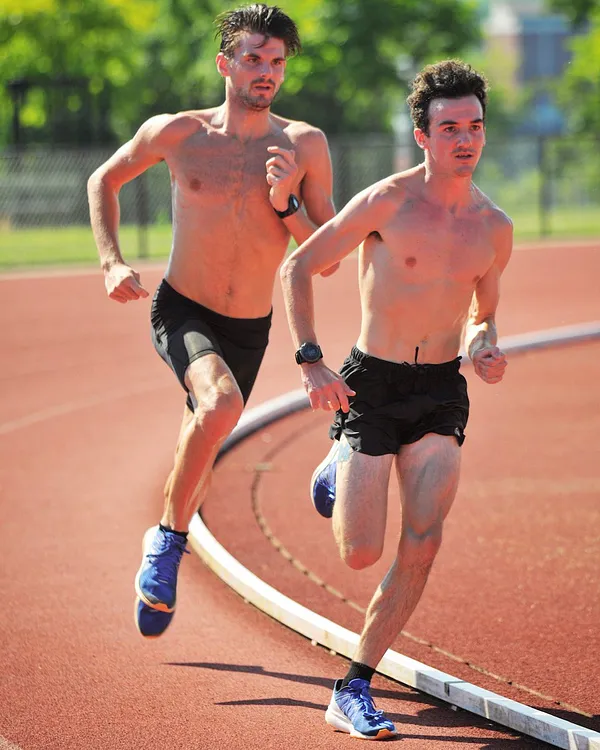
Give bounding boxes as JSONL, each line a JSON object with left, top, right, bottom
{"left": 414, "top": 128, "right": 427, "bottom": 151}
{"left": 216, "top": 52, "right": 230, "bottom": 78}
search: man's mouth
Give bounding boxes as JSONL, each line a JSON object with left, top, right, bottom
{"left": 252, "top": 82, "right": 274, "bottom": 93}
{"left": 454, "top": 152, "right": 474, "bottom": 159}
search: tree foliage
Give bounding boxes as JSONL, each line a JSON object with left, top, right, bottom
{"left": 557, "top": 7, "right": 600, "bottom": 133}
{"left": 1, "top": 0, "right": 483, "bottom": 145}
{"left": 546, "top": 0, "right": 598, "bottom": 26}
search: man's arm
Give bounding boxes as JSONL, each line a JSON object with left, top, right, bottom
{"left": 464, "top": 212, "right": 514, "bottom": 384}
{"left": 285, "top": 129, "right": 335, "bottom": 245}
{"left": 280, "top": 181, "right": 395, "bottom": 411}
{"left": 267, "top": 128, "right": 337, "bottom": 275}
{"left": 87, "top": 113, "right": 187, "bottom": 303}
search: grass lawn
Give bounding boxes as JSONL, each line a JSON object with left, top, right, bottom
{"left": 1, "top": 207, "right": 599, "bottom": 270}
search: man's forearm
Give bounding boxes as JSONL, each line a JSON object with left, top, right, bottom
{"left": 464, "top": 316, "right": 498, "bottom": 359}
{"left": 282, "top": 207, "right": 322, "bottom": 247}
{"left": 87, "top": 174, "right": 125, "bottom": 270}
{"left": 280, "top": 257, "right": 319, "bottom": 349}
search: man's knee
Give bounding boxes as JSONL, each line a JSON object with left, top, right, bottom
{"left": 192, "top": 383, "right": 244, "bottom": 441}
{"left": 340, "top": 541, "right": 383, "bottom": 570}
{"left": 402, "top": 523, "right": 443, "bottom": 567}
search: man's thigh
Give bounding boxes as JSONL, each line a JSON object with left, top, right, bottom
{"left": 184, "top": 352, "right": 244, "bottom": 413}
{"left": 395, "top": 433, "right": 462, "bottom": 534}
{"left": 334, "top": 435, "right": 395, "bottom": 554}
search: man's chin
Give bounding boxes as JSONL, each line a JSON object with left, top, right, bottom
{"left": 241, "top": 93, "right": 275, "bottom": 111}
{"left": 454, "top": 164, "right": 477, "bottom": 177}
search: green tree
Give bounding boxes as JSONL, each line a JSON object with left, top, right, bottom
{"left": 0, "top": 0, "right": 154, "bottom": 145}
{"left": 546, "top": 0, "right": 598, "bottom": 26}
{"left": 276, "top": 0, "right": 482, "bottom": 134}
{"left": 557, "top": 7, "right": 600, "bottom": 132}
{"left": 1, "top": 0, "right": 483, "bottom": 145}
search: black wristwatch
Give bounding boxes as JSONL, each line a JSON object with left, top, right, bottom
{"left": 295, "top": 341, "right": 323, "bottom": 365}
{"left": 273, "top": 193, "right": 300, "bottom": 219}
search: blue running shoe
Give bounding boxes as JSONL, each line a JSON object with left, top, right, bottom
{"left": 310, "top": 440, "right": 340, "bottom": 518}
{"left": 135, "top": 525, "right": 188, "bottom": 612}
{"left": 325, "top": 679, "right": 397, "bottom": 740}
{"left": 134, "top": 597, "right": 174, "bottom": 638}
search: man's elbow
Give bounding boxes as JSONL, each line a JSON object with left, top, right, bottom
{"left": 280, "top": 255, "right": 296, "bottom": 286}
{"left": 280, "top": 254, "right": 310, "bottom": 288}
{"left": 87, "top": 166, "right": 120, "bottom": 198}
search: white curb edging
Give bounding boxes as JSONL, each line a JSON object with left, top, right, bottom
{"left": 188, "top": 322, "right": 600, "bottom": 750}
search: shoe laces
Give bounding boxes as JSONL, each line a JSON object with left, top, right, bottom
{"left": 346, "top": 681, "right": 385, "bottom": 723}
{"left": 147, "top": 532, "right": 189, "bottom": 583}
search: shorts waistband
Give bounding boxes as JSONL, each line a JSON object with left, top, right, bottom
{"left": 349, "top": 346, "right": 461, "bottom": 381}
{"left": 156, "top": 279, "right": 273, "bottom": 327}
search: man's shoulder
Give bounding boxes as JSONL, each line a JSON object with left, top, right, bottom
{"left": 139, "top": 110, "right": 211, "bottom": 144}
{"left": 473, "top": 186, "right": 513, "bottom": 231}
{"left": 364, "top": 171, "right": 415, "bottom": 205}
{"left": 272, "top": 115, "right": 327, "bottom": 143}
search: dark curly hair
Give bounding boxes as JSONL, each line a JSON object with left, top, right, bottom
{"left": 215, "top": 4, "right": 301, "bottom": 59}
{"left": 407, "top": 60, "right": 488, "bottom": 135}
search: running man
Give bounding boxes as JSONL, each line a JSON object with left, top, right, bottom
{"left": 88, "top": 4, "right": 336, "bottom": 639}
{"left": 280, "top": 60, "right": 512, "bottom": 739}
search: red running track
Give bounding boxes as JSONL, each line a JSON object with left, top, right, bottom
{"left": 0, "top": 241, "right": 598, "bottom": 748}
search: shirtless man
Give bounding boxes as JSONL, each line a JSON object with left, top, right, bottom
{"left": 87, "top": 4, "right": 336, "bottom": 639}
{"left": 280, "top": 60, "right": 512, "bottom": 739}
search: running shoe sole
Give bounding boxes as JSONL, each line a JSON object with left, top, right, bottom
{"left": 134, "top": 597, "right": 174, "bottom": 638}
{"left": 325, "top": 701, "right": 396, "bottom": 740}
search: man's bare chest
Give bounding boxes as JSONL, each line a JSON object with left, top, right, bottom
{"left": 168, "top": 135, "right": 299, "bottom": 205}
{"left": 374, "top": 212, "right": 495, "bottom": 284}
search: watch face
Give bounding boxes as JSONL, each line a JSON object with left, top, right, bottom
{"left": 301, "top": 343, "right": 321, "bottom": 362}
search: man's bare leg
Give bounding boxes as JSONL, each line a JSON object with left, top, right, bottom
{"left": 135, "top": 353, "right": 243, "bottom": 621}
{"left": 322, "top": 438, "right": 397, "bottom": 738}
{"left": 332, "top": 435, "right": 393, "bottom": 569}
{"left": 352, "top": 433, "right": 461, "bottom": 668}
{"left": 161, "top": 353, "right": 244, "bottom": 531}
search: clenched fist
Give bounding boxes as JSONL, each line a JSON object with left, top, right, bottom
{"left": 104, "top": 262, "right": 149, "bottom": 304}
{"left": 472, "top": 346, "right": 507, "bottom": 384}
{"left": 266, "top": 146, "right": 298, "bottom": 212}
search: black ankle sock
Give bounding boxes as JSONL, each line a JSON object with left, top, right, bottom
{"left": 159, "top": 523, "right": 188, "bottom": 540}
{"left": 341, "top": 661, "right": 375, "bottom": 689}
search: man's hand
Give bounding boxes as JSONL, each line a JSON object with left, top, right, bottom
{"left": 103, "top": 262, "right": 149, "bottom": 304}
{"left": 266, "top": 146, "right": 298, "bottom": 211}
{"left": 472, "top": 346, "right": 507, "bottom": 384}
{"left": 300, "top": 361, "right": 356, "bottom": 412}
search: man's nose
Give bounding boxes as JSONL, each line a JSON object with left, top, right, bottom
{"left": 456, "top": 129, "right": 472, "bottom": 147}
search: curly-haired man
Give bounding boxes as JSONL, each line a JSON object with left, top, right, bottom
{"left": 281, "top": 59, "right": 512, "bottom": 739}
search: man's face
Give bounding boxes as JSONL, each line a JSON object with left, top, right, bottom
{"left": 218, "top": 33, "right": 287, "bottom": 110}
{"left": 415, "top": 95, "right": 486, "bottom": 177}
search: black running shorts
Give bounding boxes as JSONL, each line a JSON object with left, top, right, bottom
{"left": 329, "top": 346, "right": 470, "bottom": 455}
{"left": 150, "top": 279, "right": 271, "bottom": 411}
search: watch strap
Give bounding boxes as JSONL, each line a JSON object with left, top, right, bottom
{"left": 274, "top": 194, "right": 300, "bottom": 219}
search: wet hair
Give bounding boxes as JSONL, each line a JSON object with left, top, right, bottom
{"left": 407, "top": 60, "right": 488, "bottom": 135}
{"left": 216, "top": 4, "right": 301, "bottom": 59}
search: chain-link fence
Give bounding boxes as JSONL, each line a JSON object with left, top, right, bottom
{"left": 1, "top": 135, "right": 599, "bottom": 259}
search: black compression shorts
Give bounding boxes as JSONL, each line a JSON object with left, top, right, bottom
{"left": 150, "top": 279, "right": 271, "bottom": 411}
